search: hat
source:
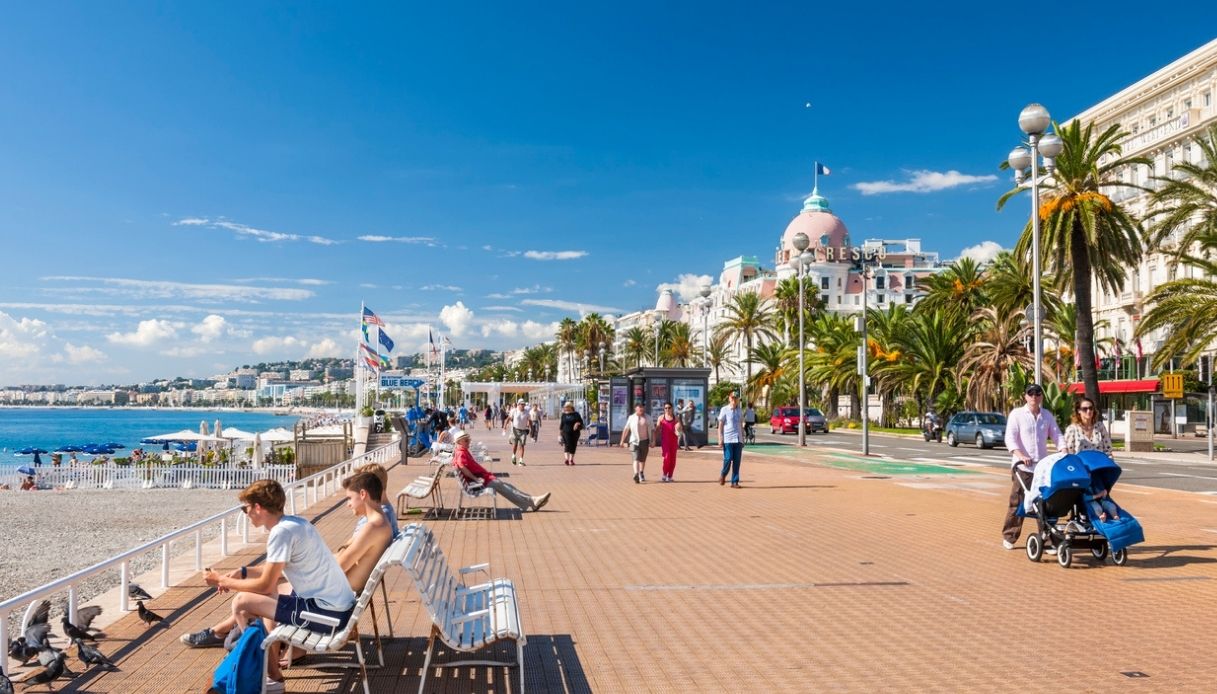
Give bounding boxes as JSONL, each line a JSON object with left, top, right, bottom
{"left": 1024, "top": 383, "right": 1044, "bottom": 396}
{"left": 452, "top": 428, "right": 470, "bottom": 442}
{"left": 517, "top": 399, "right": 526, "bottom": 405}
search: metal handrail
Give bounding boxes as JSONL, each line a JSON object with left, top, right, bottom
{"left": 0, "top": 439, "right": 400, "bottom": 676}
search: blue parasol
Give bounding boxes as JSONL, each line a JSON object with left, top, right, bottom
{"left": 57, "top": 445, "right": 84, "bottom": 452}
{"left": 16, "top": 447, "right": 49, "bottom": 455}
{"left": 105, "top": 442, "right": 126, "bottom": 449}
{"left": 17, "top": 465, "right": 35, "bottom": 476}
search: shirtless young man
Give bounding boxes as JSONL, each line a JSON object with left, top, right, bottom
{"left": 186, "top": 475, "right": 392, "bottom": 689}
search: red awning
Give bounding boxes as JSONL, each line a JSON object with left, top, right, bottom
{"left": 1066, "top": 379, "right": 1160, "bottom": 395}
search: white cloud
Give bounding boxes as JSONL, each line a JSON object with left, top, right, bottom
{"left": 107, "top": 319, "right": 178, "bottom": 347}
{"left": 307, "top": 338, "right": 344, "bottom": 358}
{"left": 420, "top": 284, "right": 462, "bottom": 292}
{"left": 480, "top": 319, "right": 519, "bottom": 338}
{"left": 251, "top": 335, "right": 304, "bottom": 356}
{"left": 0, "top": 311, "right": 49, "bottom": 359}
{"left": 174, "top": 217, "right": 338, "bottom": 245}
{"left": 61, "top": 342, "right": 106, "bottom": 364}
{"left": 42, "top": 277, "right": 314, "bottom": 302}
{"left": 511, "top": 285, "right": 551, "bottom": 295}
{"left": 521, "top": 299, "right": 621, "bottom": 315}
{"left": 191, "top": 314, "right": 228, "bottom": 342}
{"left": 439, "top": 302, "right": 475, "bottom": 337}
{"left": 481, "top": 305, "right": 523, "bottom": 312}
{"left": 357, "top": 235, "right": 439, "bottom": 246}
{"left": 852, "top": 170, "right": 999, "bottom": 195}
{"left": 957, "top": 241, "right": 1005, "bottom": 265}
{"left": 234, "top": 277, "right": 332, "bottom": 286}
{"left": 522, "top": 250, "right": 588, "bottom": 261}
{"left": 623, "top": 279, "right": 637, "bottom": 287}
{"left": 521, "top": 320, "right": 559, "bottom": 339}
{"left": 657, "top": 273, "right": 714, "bottom": 302}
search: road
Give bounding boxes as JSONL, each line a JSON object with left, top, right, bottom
{"left": 749, "top": 428, "right": 1217, "bottom": 495}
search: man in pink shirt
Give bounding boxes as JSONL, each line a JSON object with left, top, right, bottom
{"left": 1001, "top": 383, "right": 1062, "bottom": 550}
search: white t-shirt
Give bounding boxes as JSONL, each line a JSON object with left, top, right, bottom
{"left": 511, "top": 409, "right": 531, "bottom": 430}
{"left": 625, "top": 413, "right": 651, "bottom": 444}
{"left": 266, "top": 515, "right": 355, "bottom": 611}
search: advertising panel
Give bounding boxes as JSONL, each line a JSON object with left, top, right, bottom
{"left": 672, "top": 381, "right": 706, "bottom": 432}
{"left": 611, "top": 383, "right": 630, "bottom": 433}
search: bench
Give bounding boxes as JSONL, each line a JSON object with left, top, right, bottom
{"left": 453, "top": 471, "right": 498, "bottom": 519}
{"left": 260, "top": 529, "right": 417, "bottom": 694}
{"left": 399, "top": 523, "right": 526, "bottom": 694}
{"left": 396, "top": 462, "right": 448, "bottom": 518}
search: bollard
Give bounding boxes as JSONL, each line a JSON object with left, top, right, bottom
{"left": 67, "top": 586, "right": 78, "bottom": 629}
{"left": 161, "top": 543, "right": 170, "bottom": 588}
{"left": 194, "top": 529, "right": 203, "bottom": 571}
{"left": 220, "top": 517, "right": 228, "bottom": 557}
{"left": 120, "top": 561, "right": 130, "bottom": 612}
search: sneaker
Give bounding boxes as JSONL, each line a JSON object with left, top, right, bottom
{"left": 633, "top": 473, "right": 640, "bottom": 484}
{"left": 1002, "top": 540, "right": 1015, "bottom": 550}
{"left": 1044, "top": 547, "right": 1057, "bottom": 556}
{"left": 639, "top": 472, "right": 645, "bottom": 482}
{"left": 511, "top": 455, "right": 517, "bottom": 464}
{"left": 517, "top": 458, "right": 526, "bottom": 466}
{"left": 532, "top": 492, "right": 551, "bottom": 511}
{"left": 264, "top": 677, "right": 285, "bottom": 694}
{"left": 180, "top": 627, "right": 225, "bottom": 648}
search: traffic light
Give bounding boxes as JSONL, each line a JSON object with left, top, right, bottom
{"left": 1200, "top": 355, "right": 1212, "bottom": 384}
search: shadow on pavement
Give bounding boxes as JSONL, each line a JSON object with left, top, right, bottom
{"left": 1124, "top": 544, "right": 1217, "bottom": 569}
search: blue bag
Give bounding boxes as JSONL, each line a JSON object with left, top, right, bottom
{"left": 211, "top": 619, "right": 268, "bottom": 694}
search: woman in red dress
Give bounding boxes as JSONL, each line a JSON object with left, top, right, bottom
{"left": 656, "top": 402, "right": 683, "bottom": 482}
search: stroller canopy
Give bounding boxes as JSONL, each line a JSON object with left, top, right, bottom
{"left": 1025, "top": 452, "right": 1091, "bottom": 513}
{"left": 1076, "top": 449, "right": 1121, "bottom": 492}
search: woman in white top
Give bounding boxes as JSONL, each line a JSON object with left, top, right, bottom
{"left": 1061, "top": 397, "right": 1113, "bottom": 454}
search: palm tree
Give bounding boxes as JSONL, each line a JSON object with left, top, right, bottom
{"left": 622, "top": 326, "right": 649, "bottom": 369}
{"left": 1137, "top": 231, "right": 1217, "bottom": 369}
{"left": 665, "top": 322, "right": 696, "bottom": 367}
{"left": 1146, "top": 122, "right": 1217, "bottom": 264}
{"left": 998, "top": 119, "right": 1149, "bottom": 405}
{"left": 957, "top": 308, "right": 1039, "bottom": 412}
{"left": 772, "top": 276, "right": 821, "bottom": 347}
{"left": 804, "top": 312, "right": 859, "bottom": 418}
{"left": 556, "top": 317, "right": 578, "bottom": 380}
{"left": 983, "top": 250, "right": 1066, "bottom": 321}
{"left": 705, "top": 333, "right": 735, "bottom": 384}
{"left": 915, "top": 257, "right": 988, "bottom": 321}
{"left": 863, "top": 303, "right": 914, "bottom": 425}
{"left": 749, "top": 341, "right": 789, "bottom": 408}
{"left": 884, "top": 308, "right": 968, "bottom": 413}
{"left": 714, "top": 292, "right": 776, "bottom": 399}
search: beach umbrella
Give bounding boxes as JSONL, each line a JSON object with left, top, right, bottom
{"left": 259, "top": 427, "right": 294, "bottom": 443}
{"left": 218, "top": 428, "right": 257, "bottom": 441}
{"left": 16, "top": 447, "right": 48, "bottom": 455}
{"left": 214, "top": 419, "right": 223, "bottom": 439}
{"left": 17, "top": 465, "right": 35, "bottom": 476}
{"left": 200, "top": 420, "right": 210, "bottom": 436}
{"left": 144, "top": 429, "right": 226, "bottom": 442}
{"left": 105, "top": 442, "right": 125, "bottom": 449}
{"left": 252, "top": 432, "right": 264, "bottom": 468}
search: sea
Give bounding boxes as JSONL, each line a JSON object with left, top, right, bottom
{"left": 0, "top": 407, "right": 300, "bottom": 459}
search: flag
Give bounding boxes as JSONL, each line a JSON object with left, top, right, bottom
{"left": 361, "top": 306, "right": 384, "bottom": 327}
{"left": 442, "top": 336, "right": 452, "bottom": 348}
{"left": 429, "top": 330, "right": 440, "bottom": 359}
{"left": 363, "top": 355, "right": 381, "bottom": 371}
{"left": 378, "top": 328, "right": 394, "bottom": 354}
{"left": 1135, "top": 338, "right": 1144, "bottom": 360}
{"left": 815, "top": 162, "right": 831, "bottom": 176}
{"left": 1114, "top": 340, "right": 1123, "bottom": 359}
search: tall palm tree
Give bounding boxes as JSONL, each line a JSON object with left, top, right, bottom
{"left": 957, "top": 308, "right": 1038, "bottom": 412}
{"left": 1146, "top": 122, "right": 1217, "bottom": 264}
{"left": 772, "top": 276, "right": 821, "bottom": 347}
{"left": 982, "top": 250, "right": 1066, "bottom": 321}
{"left": 998, "top": 119, "right": 1149, "bottom": 404}
{"left": 915, "top": 257, "right": 988, "bottom": 321}
{"left": 749, "top": 341, "right": 789, "bottom": 408}
{"left": 863, "top": 303, "right": 914, "bottom": 425}
{"left": 705, "top": 333, "right": 735, "bottom": 384}
{"left": 556, "top": 317, "right": 578, "bottom": 380}
{"left": 1137, "top": 231, "right": 1217, "bottom": 369}
{"left": 714, "top": 292, "right": 776, "bottom": 398}
{"left": 804, "top": 312, "right": 859, "bottom": 418}
{"left": 665, "top": 321, "right": 696, "bottom": 367}
{"left": 622, "top": 326, "right": 649, "bottom": 369}
{"left": 883, "top": 308, "right": 968, "bottom": 412}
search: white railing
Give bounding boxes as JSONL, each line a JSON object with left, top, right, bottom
{"left": 0, "top": 439, "right": 400, "bottom": 677}
{"left": 0, "top": 463, "right": 296, "bottom": 491}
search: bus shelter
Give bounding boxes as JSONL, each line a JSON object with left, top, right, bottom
{"left": 610, "top": 368, "right": 711, "bottom": 447}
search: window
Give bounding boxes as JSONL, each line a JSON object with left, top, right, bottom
{"left": 854, "top": 296, "right": 860, "bottom": 306}
{"left": 1167, "top": 107, "right": 1173, "bottom": 118}
{"left": 820, "top": 276, "right": 829, "bottom": 290}
{"left": 1149, "top": 115, "right": 1157, "bottom": 126}
{"left": 905, "top": 293, "right": 913, "bottom": 304}
{"left": 821, "top": 294, "right": 829, "bottom": 305}
{"left": 1185, "top": 98, "right": 1192, "bottom": 110}
{"left": 877, "top": 294, "right": 885, "bottom": 304}
{"left": 876, "top": 275, "right": 885, "bottom": 290}
{"left": 1206, "top": 92, "right": 1212, "bottom": 107}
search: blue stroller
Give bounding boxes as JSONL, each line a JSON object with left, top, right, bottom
{"left": 1018, "top": 451, "right": 1144, "bottom": 568}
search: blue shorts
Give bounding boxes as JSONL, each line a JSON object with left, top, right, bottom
{"left": 274, "top": 592, "right": 354, "bottom": 631}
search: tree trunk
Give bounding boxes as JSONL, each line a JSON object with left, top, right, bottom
{"left": 1072, "top": 226, "right": 1101, "bottom": 405}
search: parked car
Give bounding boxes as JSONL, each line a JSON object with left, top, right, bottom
{"left": 945, "top": 411, "right": 1007, "bottom": 449}
{"left": 769, "top": 407, "right": 829, "bottom": 434}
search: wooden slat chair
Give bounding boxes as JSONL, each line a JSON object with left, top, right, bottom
{"left": 396, "top": 462, "right": 448, "bottom": 517}
{"left": 453, "top": 471, "right": 497, "bottom": 519}
{"left": 399, "top": 524, "right": 526, "bottom": 694}
{"left": 260, "top": 529, "right": 422, "bottom": 694}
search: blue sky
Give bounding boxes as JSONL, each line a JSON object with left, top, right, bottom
{"left": 2, "top": 3, "right": 1216, "bottom": 385}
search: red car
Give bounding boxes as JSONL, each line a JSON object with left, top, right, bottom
{"left": 769, "top": 407, "right": 828, "bottom": 434}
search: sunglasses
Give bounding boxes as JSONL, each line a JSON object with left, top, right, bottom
{"left": 1078, "top": 406, "right": 1094, "bottom": 412}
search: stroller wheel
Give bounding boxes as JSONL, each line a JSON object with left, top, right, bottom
{"left": 1112, "top": 548, "right": 1128, "bottom": 566}
{"left": 1057, "top": 544, "right": 1072, "bottom": 568}
{"left": 1026, "top": 534, "right": 1042, "bottom": 562}
{"left": 1091, "top": 545, "right": 1109, "bottom": 561}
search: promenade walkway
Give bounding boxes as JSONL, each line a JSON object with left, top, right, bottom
{"left": 26, "top": 431, "right": 1217, "bottom": 692}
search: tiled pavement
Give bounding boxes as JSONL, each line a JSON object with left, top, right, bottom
{"left": 23, "top": 430, "right": 1217, "bottom": 692}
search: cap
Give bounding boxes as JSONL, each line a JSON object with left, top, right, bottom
{"left": 1024, "top": 383, "right": 1044, "bottom": 396}
{"left": 517, "top": 399, "right": 526, "bottom": 405}
{"left": 452, "top": 428, "right": 470, "bottom": 442}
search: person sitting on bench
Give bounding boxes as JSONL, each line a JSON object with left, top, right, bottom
{"left": 451, "top": 429, "right": 551, "bottom": 512}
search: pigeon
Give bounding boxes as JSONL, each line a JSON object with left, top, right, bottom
{"left": 8, "top": 601, "right": 54, "bottom": 665}
{"left": 61, "top": 606, "right": 103, "bottom": 642}
{"left": 0, "top": 672, "right": 13, "bottom": 694}
{"left": 72, "top": 638, "right": 116, "bottom": 670}
{"left": 136, "top": 601, "right": 164, "bottom": 627}
{"left": 127, "top": 583, "right": 153, "bottom": 601}
{"left": 19, "top": 649, "right": 70, "bottom": 689}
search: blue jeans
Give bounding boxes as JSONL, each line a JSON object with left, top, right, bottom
{"left": 720, "top": 442, "right": 743, "bottom": 484}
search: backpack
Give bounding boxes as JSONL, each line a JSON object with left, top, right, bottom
{"left": 210, "top": 619, "right": 268, "bottom": 694}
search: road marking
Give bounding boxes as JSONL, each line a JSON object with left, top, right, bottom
{"left": 1159, "top": 472, "right": 1217, "bottom": 480}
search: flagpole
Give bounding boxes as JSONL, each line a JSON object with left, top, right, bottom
{"left": 356, "top": 302, "right": 366, "bottom": 414}
{"left": 814, "top": 161, "right": 818, "bottom": 191}
{"left": 439, "top": 338, "right": 446, "bottom": 408}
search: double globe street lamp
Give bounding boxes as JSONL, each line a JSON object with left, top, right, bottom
{"left": 699, "top": 285, "right": 712, "bottom": 368}
{"left": 790, "top": 232, "right": 815, "bottom": 447}
{"left": 1006, "top": 103, "right": 1064, "bottom": 387}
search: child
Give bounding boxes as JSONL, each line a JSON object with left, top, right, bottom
{"left": 1086, "top": 483, "right": 1120, "bottom": 522}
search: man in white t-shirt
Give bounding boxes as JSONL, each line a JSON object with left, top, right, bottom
{"left": 201, "top": 480, "right": 355, "bottom": 692}
{"left": 619, "top": 402, "right": 651, "bottom": 483}
{"left": 509, "top": 400, "right": 532, "bottom": 465}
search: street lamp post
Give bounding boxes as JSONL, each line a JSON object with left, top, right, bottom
{"left": 652, "top": 310, "right": 663, "bottom": 367}
{"left": 1007, "top": 104, "right": 1064, "bottom": 387}
{"left": 791, "top": 232, "right": 811, "bottom": 447}
{"left": 700, "top": 285, "right": 712, "bottom": 369}
{"left": 598, "top": 340, "right": 606, "bottom": 377}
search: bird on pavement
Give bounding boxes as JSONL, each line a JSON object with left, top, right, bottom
{"left": 8, "top": 601, "right": 54, "bottom": 665}
{"left": 127, "top": 583, "right": 153, "bottom": 601}
{"left": 72, "top": 638, "right": 116, "bottom": 670}
{"left": 60, "top": 606, "right": 104, "bottom": 642}
{"left": 18, "top": 649, "right": 70, "bottom": 690}
{"left": 0, "top": 672, "right": 13, "bottom": 694}
{"left": 136, "top": 601, "right": 164, "bottom": 627}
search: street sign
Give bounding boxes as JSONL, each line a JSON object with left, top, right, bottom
{"left": 380, "top": 376, "right": 425, "bottom": 390}
{"left": 1162, "top": 373, "right": 1184, "bottom": 399}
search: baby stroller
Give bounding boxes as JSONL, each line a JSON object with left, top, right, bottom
{"left": 1075, "top": 449, "right": 1145, "bottom": 562}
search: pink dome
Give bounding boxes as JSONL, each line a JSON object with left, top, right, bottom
{"left": 779, "top": 189, "right": 850, "bottom": 264}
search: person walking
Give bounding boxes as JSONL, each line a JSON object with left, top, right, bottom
{"left": 528, "top": 403, "right": 541, "bottom": 443}
{"left": 558, "top": 401, "right": 584, "bottom": 465}
{"left": 656, "top": 401, "right": 683, "bottom": 482}
{"left": 1002, "top": 383, "right": 1063, "bottom": 550}
{"left": 680, "top": 398, "right": 696, "bottom": 450}
{"left": 509, "top": 400, "right": 531, "bottom": 465}
{"left": 1061, "top": 396, "right": 1113, "bottom": 455}
{"left": 620, "top": 402, "right": 651, "bottom": 483}
{"left": 484, "top": 404, "right": 493, "bottom": 430}
{"left": 743, "top": 402, "right": 757, "bottom": 443}
{"left": 718, "top": 391, "right": 744, "bottom": 488}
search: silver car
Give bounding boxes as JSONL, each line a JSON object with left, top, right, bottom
{"left": 945, "top": 411, "right": 1007, "bottom": 449}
